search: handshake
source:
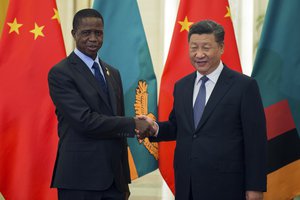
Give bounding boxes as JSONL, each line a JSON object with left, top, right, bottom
{"left": 134, "top": 115, "right": 158, "bottom": 139}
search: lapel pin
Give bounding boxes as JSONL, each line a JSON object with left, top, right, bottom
{"left": 106, "top": 67, "right": 110, "bottom": 76}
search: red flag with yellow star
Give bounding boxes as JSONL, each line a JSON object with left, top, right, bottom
{"left": 0, "top": 0, "right": 65, "bottom": 199}
{"left": 158, "top": 0, "right": 242, "bottom": 194}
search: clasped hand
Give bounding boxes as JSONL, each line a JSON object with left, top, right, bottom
{"left": 134, "top": 115, "right": 157, "bottom": 139}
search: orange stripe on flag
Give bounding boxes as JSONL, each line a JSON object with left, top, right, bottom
{"left": 265, "top": 159, "right": 300, "bottom": 200}
{"left": 128, "top": 147, "right": 138, "bottom": 180}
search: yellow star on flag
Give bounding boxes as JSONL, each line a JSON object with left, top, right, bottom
{"left": 224, "top": 6, "right": 231, "bottom": 18}
{"left": 51, "top": 8, "right": 60, "bottom": 23}
{"left": 7, "top": 18, "right": 23, "bottom": 34}
{"left": 178, "top": 16, "right": 193, "bottom": 32}
{"left": 30, "top": 23, "right": 45, "bottom": 40}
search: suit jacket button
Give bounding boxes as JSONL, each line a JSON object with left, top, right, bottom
{"left": 193, "top": 134, "right": 197, "bottom": 138}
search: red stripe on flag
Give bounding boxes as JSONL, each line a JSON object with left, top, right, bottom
{"left": 264, "top": 100, "right": 296, "bottom": 140}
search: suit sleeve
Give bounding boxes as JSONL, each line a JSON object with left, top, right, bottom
{"left": 48, "top": 66, "right": 136, "bottom": 139}
{"left": 117, "top": 71, "right": 132, "bottom": 184}
{"left": 241, "top": 79, "right": 267, "bottom": 191}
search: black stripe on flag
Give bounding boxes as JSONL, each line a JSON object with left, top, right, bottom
{"left": 267, "top": 129, "right": 300, "bottom": 173}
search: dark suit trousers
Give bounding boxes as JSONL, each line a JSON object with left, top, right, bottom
{"left": 188, "top": 180, "right": 193, "bottom": 200}
{"left": 189, "top": 187, "right": 193, "bottom": 200}
{"left": 58, "top": 183, "right": 124, "bottom": 200}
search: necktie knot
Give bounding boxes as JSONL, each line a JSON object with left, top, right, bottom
{"left": 92, "top": 62, "right": 107, "bottom": 93}
{"left": 200, "top": 75, "right": 209, "bottom": 84}
{"left": 92, "top": 62, "right": 100, "bottom": 72}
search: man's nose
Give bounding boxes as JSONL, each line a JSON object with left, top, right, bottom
{"left": 195, "top": 49, "right": 205, "bottom": 58}
{"left": 88, "top": 32, "right": 98, "bottom": 41}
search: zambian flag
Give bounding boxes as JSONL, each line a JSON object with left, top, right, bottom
{"left": 93, "top": 0, "right": 158, "bottom": 180}
{"left": 252, "top": 0, "right": 300, "bottom": 199}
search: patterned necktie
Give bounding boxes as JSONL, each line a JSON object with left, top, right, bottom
{"left": 193, "top": 75, "right": 209, "bottom": 129}
{"left": 92, "top": 62, "right": 107, "bottom": 93}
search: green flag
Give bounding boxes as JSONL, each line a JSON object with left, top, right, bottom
{"left": 252, "top": 0, "right": 300, "bottom": 199}
{"left": 93, "top": 0, "right": 158, "bottom": 179}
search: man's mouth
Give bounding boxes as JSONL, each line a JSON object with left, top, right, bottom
{"left": 195, "top": 60, "right": 207, "bottom": 66}
{"left": 87, "top": 45, "right": 98, "bottom": 51}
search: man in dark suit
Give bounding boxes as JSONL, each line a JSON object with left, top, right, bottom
{"left": 48, "top": 8, "right": 151, "bottom": 200}
{"left": 139, "top": 20, "right": 267, "bottom": 200}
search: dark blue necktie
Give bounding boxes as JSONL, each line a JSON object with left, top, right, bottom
{"left": 193, "top": 75, "right": 209, "bottom": 129}
{"left": 92, "top": 62, "right": 107, "bottom": 93}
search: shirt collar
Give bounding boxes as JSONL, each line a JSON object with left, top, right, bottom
{"left": 195, "top": 62, "right": 224, "bottom": 84}
{"left": 74, "top": 48, "right": 100, "bottom": 70}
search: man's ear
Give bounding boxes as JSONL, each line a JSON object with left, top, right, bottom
{"left": 71, "top": 29, "right": 76, "bottom": 38}
{"left": 220, "top": 43, "right": 224, "bottom": 54}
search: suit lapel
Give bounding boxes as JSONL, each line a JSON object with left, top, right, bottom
{"left": 181, "top": 73, "right": 197, "bottom": 130}
{"left": 68, "top": 53, "right": 112, "bottom": 110}
{"left": 196, "top": 66, "right": 234, "bottom": 131}
{"left": 100, "top": 60, "right": 118, "bottom": 115}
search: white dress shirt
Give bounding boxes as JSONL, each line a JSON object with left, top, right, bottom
{"left": 154, "top": 62, "right": 224, "bottom": 137}
{"left": 74, "top": 48, "right": 106, "bottom": 83}
{"left": 193, "top": 62, "right": 224, "bottom": 106}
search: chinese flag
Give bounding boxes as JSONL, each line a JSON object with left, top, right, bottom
{"left": 158, "top": 0, "right": 242, "bottom": 194}
{"left": 0, "top": 0, "right": 65, "bottom": 199}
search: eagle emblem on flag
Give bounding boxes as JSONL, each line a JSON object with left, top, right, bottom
{"left": 134, "top": 80, "right": 158, "bottom": 160}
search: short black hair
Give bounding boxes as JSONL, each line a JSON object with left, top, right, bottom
{"left": 72, "top": 8, "right": 104, "bottom": 31}
{"left": 188, "top": 20, "right": 225, "bottom": 44}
